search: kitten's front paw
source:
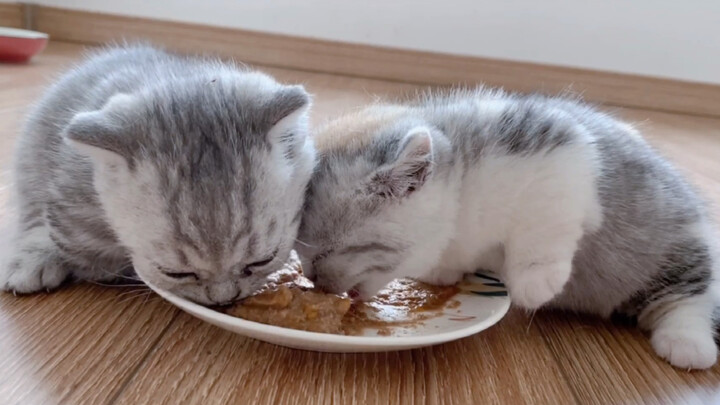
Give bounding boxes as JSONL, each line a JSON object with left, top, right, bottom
{"left": 1, "top": 254, "right": 69, "bottom": 294}
{"left": 651, "top": 329, "right": 718, "bottom": 370}
{"left": 506, "top": 261, "right": 571, "bottom": 309}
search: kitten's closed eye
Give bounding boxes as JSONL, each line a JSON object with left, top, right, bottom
{"left": 241, "top": 251, "right": 278, "bottom": 277}
{"left": 162, "top": 271, "right": 199, "bottom": 280}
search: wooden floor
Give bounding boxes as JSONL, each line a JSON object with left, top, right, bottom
{"left": 1, "top": 42, "right": 719, "bottom": 405}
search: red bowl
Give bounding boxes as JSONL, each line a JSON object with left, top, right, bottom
{"left": 0, "top": 27, "right": 49, "bottom": 63}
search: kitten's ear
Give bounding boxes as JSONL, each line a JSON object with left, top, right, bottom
{"left": 63, "top": 94, "right": 136, "bottom": 165}
{"left": 367, "top": 127, "right": 434, "bottom": 199}
{"left": 265, "top": 85, "right": 311, "bottom": 145}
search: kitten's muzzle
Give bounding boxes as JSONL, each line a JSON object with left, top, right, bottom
{"left": 211, "top": 290, "right": 243, "bottom": 306}
{"left": 204, "top": 283, "right": 243, "bottom": 306}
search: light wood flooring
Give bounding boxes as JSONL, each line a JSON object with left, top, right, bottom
{"left": 1, "top": 42, "right": 719, "bottom": 405}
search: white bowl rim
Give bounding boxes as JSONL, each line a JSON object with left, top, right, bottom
{"left": 148, "top": 280, "right": 511, "bottom": 347}
{"left": 0, "top": 27, "right": 49, "bottom": 39}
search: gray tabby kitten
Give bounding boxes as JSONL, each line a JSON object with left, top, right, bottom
{"left": 0, "top": 45, "right": 315, "bottom": 305}
{"left": 297, "top": 89, "right": 719, "bottom": 369}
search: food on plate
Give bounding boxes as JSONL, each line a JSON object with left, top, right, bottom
{"left": 226, "top": 259, "right": 460, "bottom": 336}
{"left": 227, "top": 283, "right": 352, "bottom": 334}
{"left": 342, "top": 280, "right": 459, "bottom": 335}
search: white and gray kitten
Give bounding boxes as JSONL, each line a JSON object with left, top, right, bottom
{"left": 297, "top": 89, "right": 719, "bottom": 369}
{"left": 0, "top": 45, "right": 316, "bottom": 305}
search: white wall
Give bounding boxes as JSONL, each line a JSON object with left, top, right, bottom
{"left": 32, "top": 0, "right": 720, "bottom": 84}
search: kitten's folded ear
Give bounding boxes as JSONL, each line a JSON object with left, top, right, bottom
{"left": 367, "top": 127, "right": 434, "bottom": 199}
{"left": 265, "top": 85, "right": 312, "bottom": 152}
{"left": 63, "top": 94, "right": 136, "bottom": 164}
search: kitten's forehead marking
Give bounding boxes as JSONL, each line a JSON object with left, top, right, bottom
{"left": 315, "top": 105, "right": 410, "bottom": 153}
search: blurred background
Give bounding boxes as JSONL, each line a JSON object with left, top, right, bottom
{"left": 6, "top": 0, "right": 719, "bottom": 84}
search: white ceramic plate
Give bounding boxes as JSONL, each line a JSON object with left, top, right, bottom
{"left": 148, "top": 271, "right": 510, "bottom": 353}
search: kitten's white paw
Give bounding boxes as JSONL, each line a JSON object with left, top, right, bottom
{"left": 1, "top": 254, "right": 69, "bottom": 294}
{"left": 651, "top": 329, "right": 717, "bottom": 370}
{"left": 506, "top": 261, "right": 571, "bottom": 309}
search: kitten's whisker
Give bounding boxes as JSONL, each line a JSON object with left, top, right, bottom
{"left": 140, "top": 296, "right": 164, "bottom": 306}
{"left": 526, "top": 310, "right": 536, "bottom": 333}
{"left": 115, "top": 291, "right": 146, "bottom": 302}
{"left": 116, "top": 288, "right": 151, "bottom": 299}
{"left": 294, "top": 238, "right": 316, "bottom": 248}
{"left": 142, "top": 291, "right": 157, "bottom": 306}
{"left": 118, "top": 290, "right": 155, "bottom": 305}
{"left": 95, "top": 290, "right": 143, "bottom": 306}
{"left": 118, "top": 295, "right": 147, "bottom": 305}
{"left": 87, "top": 280, "right": 146, "bottom": 288}
{"left": 118, "top": 274, "right": 142, "bottom": 282}
{"left": 100, "top": 268, "right": 141, "bottom": 282}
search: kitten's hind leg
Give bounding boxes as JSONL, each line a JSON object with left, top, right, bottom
{"left": 1, "top": 218, "right": 71, "bottom": 294}
{"left": 637, "top": 240, "right": 718, "bottom": 369}
{"left": 643, "top": 293, "right": 717, "bottom": 370}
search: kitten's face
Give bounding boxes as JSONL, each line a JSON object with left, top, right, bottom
{"left": 297, "top": 109, "right": 448, "bottom": 300}
{"left": 65, "top": 72, "right": 315, "bottom": 305}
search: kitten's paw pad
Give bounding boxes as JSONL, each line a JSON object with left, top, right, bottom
{"left": 507, "top": 262, "right": 570, "bottom": 309}
{"left": 1, "top": 257, "right": 69, "bottom": 294}
{"left": 651, "top": 329, "right": 718, "bottom": 370}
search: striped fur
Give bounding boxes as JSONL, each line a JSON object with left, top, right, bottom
{"left": 298, "top": 88, "right": 719, "bottom": 369}
{"left": 1, "top": 44, "right": 315, "bottom": 305}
